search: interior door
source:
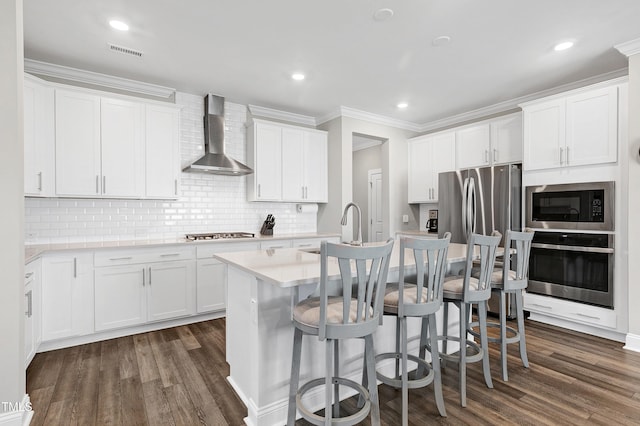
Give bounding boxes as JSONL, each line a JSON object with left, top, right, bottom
{"left": 368, "top": 170, "right": 383, "bottom": 242}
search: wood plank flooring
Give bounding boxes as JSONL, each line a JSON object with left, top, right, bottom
{"left": 27, "top": 318, "right": 640, "bottom": 425}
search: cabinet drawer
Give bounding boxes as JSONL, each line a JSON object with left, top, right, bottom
{"left": 260, "top": 240, "right": 293, "bottom": 250}
{"left": 524, "top": 292, "right": 617, "bottom": 329}
{"left": 95, "top": 246, "right": 195, "bottom": 266}
{"left": 196, "top": 242, "right": 260, "bottom": 259}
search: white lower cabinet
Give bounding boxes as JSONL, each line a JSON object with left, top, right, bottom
{"left": 41, "top": 253, "right": 94, "bottom": 341}
{"left": 196, "top": 242, "right": 260, "bottom": 314}
{"left": 94, "top": 247, "right": 196, "bottom": 332}
{"left": 524, "top": 291, "right": 617, "bottom": 330}
{"left": 24, "top": 259, "right": 41, "bottom": 367}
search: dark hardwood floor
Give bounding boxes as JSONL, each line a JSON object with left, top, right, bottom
{"left": 27, "top": 318, "right": 640, "bottom": 425}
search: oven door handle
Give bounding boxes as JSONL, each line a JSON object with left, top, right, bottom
{"left": 531, "top": 242, "right": 614, "bottom": 254}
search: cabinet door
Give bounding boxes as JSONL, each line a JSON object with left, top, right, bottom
{"left": 146, "top": 104, "right": 180, "bottom": 198}
{"left": 281, "top": 127, "right": 305, "bottom": 201}
{"left": 100, "top": 98, "right": 144, "bottom": 197}
{"left": 456, "top": 123, "right": 491, "bottom": 169}
{"left": 491, "top": 113, "right": 522, "bottom": 165}
{"left": 523, "top": 99, "right": 565, "bottom": 171}
{"left": 196, "top": 258, "right": 226, "bottom": 313}
{"left": 24, "top": 260, "right": 41, "bottom": 367}
{"left": 41, "top": 253, "right": 94, "bottom": 341}
{"left": 94, "top": 265, "right": 147, "bottom": 331}
{"left": 302, "top": 131, "right": 328, "bottom": 202}
{"left": 254, "top": 123, "right": 282, "bottom": 200}
{"left": 147, "top": 260, "right": 195, "bottom": 322}
{"left": 55, "top": 90, "right": 102, "bottom": 196}
{"left": 407, "top": 137, "right": 432, "bottom": 203}
{"left": 565, "top": 86, "right": 618, "bottom": 167}
{"left": 430, "top": 132, "right": 456, "bottom": 202}
{"left": 24, "top": 79, "right": 55, "bottom": 197}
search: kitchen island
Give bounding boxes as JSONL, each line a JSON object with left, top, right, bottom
{"left": 215, "top": 241, "right": 485, "bottom": 426}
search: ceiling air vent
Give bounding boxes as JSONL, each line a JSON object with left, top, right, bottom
{"left": 107, "top": 43, "right": 143, "bottom": 58}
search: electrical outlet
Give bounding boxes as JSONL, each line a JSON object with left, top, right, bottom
{"left": 402, "top": 214, "right": 409, "bottom": 223}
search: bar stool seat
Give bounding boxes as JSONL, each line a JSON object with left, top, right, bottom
{"left": 287, "top": 239, "right": 394, "bottom": 426}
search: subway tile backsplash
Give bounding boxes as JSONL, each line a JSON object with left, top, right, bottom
{"left": 24, "top": 92, "right": 317, "bottom": 244}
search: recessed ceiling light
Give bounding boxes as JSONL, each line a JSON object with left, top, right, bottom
{"left": 397, "top": 102, "right": 408, "bottom": 109}
{"left": 109, "top": 20, "right": 129, "bottom": 31}
{"left": 291, "top": 73, "right": 305, "bottom": 81}
{"left": 432, "top": 35, "right": 451, "bottom": 47}
{"left": 373, "top": 8, "right": 394, "bottom": 22}
{"left": 554, "top": 41, "right": 574, "bottom": 51}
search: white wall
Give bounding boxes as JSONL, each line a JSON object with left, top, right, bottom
{"left": 24, "top": 92, "right": 317, "bottom": 244}
{"left": 0, "top": 0, "right": 27, "bottom": 421}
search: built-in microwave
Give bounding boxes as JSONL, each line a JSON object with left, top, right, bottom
{"left": 525, "top": 181, "right": 614, "bottom": 231}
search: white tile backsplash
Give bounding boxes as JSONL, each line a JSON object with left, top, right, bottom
{"left": 25, "top": 92, "right": 317, "bottom": 244}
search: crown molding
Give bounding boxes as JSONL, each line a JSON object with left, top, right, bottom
{"left": 24, "top": 59, "right": 175, "bottom": 98}
{"left": 615, "top": 38, "right": 640, "bottom": 57}
{"left": 318, "top": 106, "right": 422, "bottom": 132}
{"left": 417, "top": 68, "right": 628, "bottom": 133}
{"left": 247, "top": 104, "right": 317, "bottom": 126}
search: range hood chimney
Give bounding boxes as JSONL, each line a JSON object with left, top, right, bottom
{"left": 182, "top": 94, "right": 253, "bottom": 176}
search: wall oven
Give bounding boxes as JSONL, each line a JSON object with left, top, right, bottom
{"left": 525, "top": 181, "right": 614, "bottom": 309}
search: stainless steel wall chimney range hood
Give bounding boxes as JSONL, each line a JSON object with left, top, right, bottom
{"left": 182, "top": 94, "right": 253, "bottom": 176}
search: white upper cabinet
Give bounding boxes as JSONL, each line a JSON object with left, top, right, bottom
{"left": 100, "top": 97, "right": 145, "bottom": 197}
{"left": 24, "top": 76, "right": 55, "bottom": 197}
{"left": 248, "top": 119, "right": 328, "bottom": 202}
{"left": 407, "top": 131, "right": 455, "bottom": 203}
{"left": 145, "top": 104, "right": 180, "bottom": 198}
{"left": 522, "top": 84, "right": 618, "bottom": 171}
{"left": 54, "top": 89, "right": 102, "bottom": 196}
{"left": 455, "top": 112, "right": 522, "bottom": 169}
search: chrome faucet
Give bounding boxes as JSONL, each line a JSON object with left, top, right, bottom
{"left": 341, "top": 202, "right": 363, "bottom": 246}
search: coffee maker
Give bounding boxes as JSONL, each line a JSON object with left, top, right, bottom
{"left": 427, "top": 209, "right": 438, "bottom": 233}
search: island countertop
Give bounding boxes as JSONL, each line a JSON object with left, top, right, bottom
{"left": 214, "top": 241, "right": 486, "bottom": 288}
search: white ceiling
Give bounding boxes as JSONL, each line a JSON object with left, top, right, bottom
{"left": 23, "top": 0, "right": 640, "bottom": 126}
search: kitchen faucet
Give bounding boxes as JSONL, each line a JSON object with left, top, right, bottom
{"left": 340, "top": 202, "right": 363, "bottom": 246}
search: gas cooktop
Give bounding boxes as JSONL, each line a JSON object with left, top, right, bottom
{"left": 185, "top": 232, "right": 255, "bottom": 241}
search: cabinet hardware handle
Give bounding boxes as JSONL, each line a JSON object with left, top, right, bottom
{"left": 73, "top": 257, "right": 77, "bottom": 278}
{"left": 174, "top": 179, "right": 178, "bottom": 195}
{"left": 25, "top": 272, "right": 34, "bottom": 279}
{"left": 485, "top": 149, "right": 489, "bottom": 163}
{"left": 297, "top": 244, "right": 313, "bottom": 247}
{"left": 142, "top": 268, "right": 145, "bottom": 286}
{"left": 37, "top": 172, "right": 42, "bottom": 191}
{"left": 103, "top": 176, "right": 106, "bottom": 194}
{"left": 149, "top": 266, "right": 152, "bottom": 286}
{"left": 258, "top": 184, "right": 261, "bottom": 198}
{"left": 302, "top": 186, "right": 305, "bottom": 198}
{"left": 160, "top": 253, "right": 180, "bottom": 257}
{"left": 268, "top": 246, "right": 284, "bottom": 249}
{"left": 305, "top": 186, "right": 308, "bottom": 199}
{"left": 530, "top": 303, "right": 552, "bottom": 310}
{"left": 109, "top": 256, "right": 133, "bottom": 261}
{"left": 493, "top": 148, "right": 498, "bottom": 163}
{"left": 96, "top": 175, "right": 100, "bottom": 194}
{"left": 574, "top": 312, "right": 600, "bottom": 320}
{"left": 559, "top": 147, "right": 564, "bottom": 165}
{"left": 25, "top": 290, "right": 33, "bottom": 317}
{"left": 566, "top": 147, "right": 570, "bottom": 165}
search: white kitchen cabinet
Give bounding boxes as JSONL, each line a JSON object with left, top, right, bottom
{"left": 54, "top": 89, "right": 102, "bottom": 197}
{"left": 94, "top": 247, "right": 196, "bottom": 331}
{"left": 248, "top": 119, "right": 328, "bottom": 202}
{"left": 282, "top": 128, "right": 328, "bottom": 202}
{"left": 524, "top": 291, "right": 617, "bottom": 330}
{"left": 196, "top": 242, "right": 260, "bottom": 314}
{"left": 24, "top": 259, "right": 41, "bottom": 367}
{"left": 41, "top": 253, "right": 94, "bottom": 341}
{"left": 145, "top": 104, "right": 181, "bottom": 198}
{"left": 23, "top": 76, "right": 55, "bottom": 197}
{"left": 456, "top": 113, "right": 522, "bottom": 169}
{"left": 522, "top": 84, "right": 618, "bottom": 171}
{"left": 407, "top": 131, "right": 455, "bottom": 203}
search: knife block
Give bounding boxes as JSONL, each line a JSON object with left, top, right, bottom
{"left": 260, "top": 223, "right": 273, "bottom": 235}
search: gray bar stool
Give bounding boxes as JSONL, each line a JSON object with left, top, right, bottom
{"left": 440, "top": 232, "right": 501, "bottom": 407}
{"left": 471, "top": 229, "right": 534, "bottom": 381}
{"left": 286, "top": 239, "right": 394, "bottom": 426}
{"left": 375, "top": 233, "right": 451, "bottom": 425}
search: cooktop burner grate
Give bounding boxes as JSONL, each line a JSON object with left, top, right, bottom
{"left": 185, "top": 232, "right": 255, "bottom": 241}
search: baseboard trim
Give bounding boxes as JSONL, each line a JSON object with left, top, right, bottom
{"left": 0, "top": 394, "right": 32, "bottom": 426}
{"left": 624, "top": 333, "right": 640, "bottom": 352}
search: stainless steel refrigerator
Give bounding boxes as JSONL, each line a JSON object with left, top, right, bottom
{"left": 438, "top": 163, "right": 522, "bottom": 316}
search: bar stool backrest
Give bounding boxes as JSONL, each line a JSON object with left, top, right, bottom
{"left": 398, "top": 233, "right": 451, "bottom": 317}
{"left": 463, "top": 232, "right": 501, "bottom": 303}
{"left": 502, "top": 229, "right": 534, "bottom": 291}
{"left": 319, "top": 239, "right": 394, "bottom": 340}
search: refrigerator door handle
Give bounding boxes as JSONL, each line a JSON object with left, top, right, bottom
{"left": 469, "top": 177, "right": 477, "bottom": 234}
{"left": 462, "top": 177, "right": 469, "bottom": 237}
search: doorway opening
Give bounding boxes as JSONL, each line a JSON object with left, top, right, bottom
{"left": 352, "top": 133, "right": 385, "bottom": 243}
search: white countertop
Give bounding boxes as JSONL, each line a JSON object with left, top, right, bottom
{"left": 214, "top": 242, "right": 484, "bottom": 288}
{"left": 24, "top": 232, "right": 340, "bottom": 264}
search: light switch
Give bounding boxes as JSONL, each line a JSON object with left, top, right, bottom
{"left": 402, "top": 214, "right": 409, "bottom": 223}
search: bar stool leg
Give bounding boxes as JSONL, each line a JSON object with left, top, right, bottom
{"left": 395, "top": 317, "right": 402, "bottom": 379}
{"left": 400, "top": 316, "right": 409, "bottom": 426}
{"left": 333, "top": 340, "right": 340, "bottom": 418}
{"left": 459, "top": 301, "right": 467, "bottom": 407}
{"left": 416, "top": 317, "right": 429, "bottom": 378}
{"left": 325, "top": 339, "right": 332, "bottom": 426}
{"left": 429, "top": 313, "right": 446, "bottom": 417}
{"left": 442, "top": 302, "right": 449, "bottom": 360}
{"left": 287, "top": 328, "right": 303, "bottom": 426}
{"left": 478, "top": 300, "right": 493, "bottom": 389}
{"left": 364, "top": 334, "right": 381, "bottom": 426}
{"left": 500, "top": 290, "right": 509, "bottom": 381}
{"left": 515, "top": 290, "right": 529, "bottom": 368}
